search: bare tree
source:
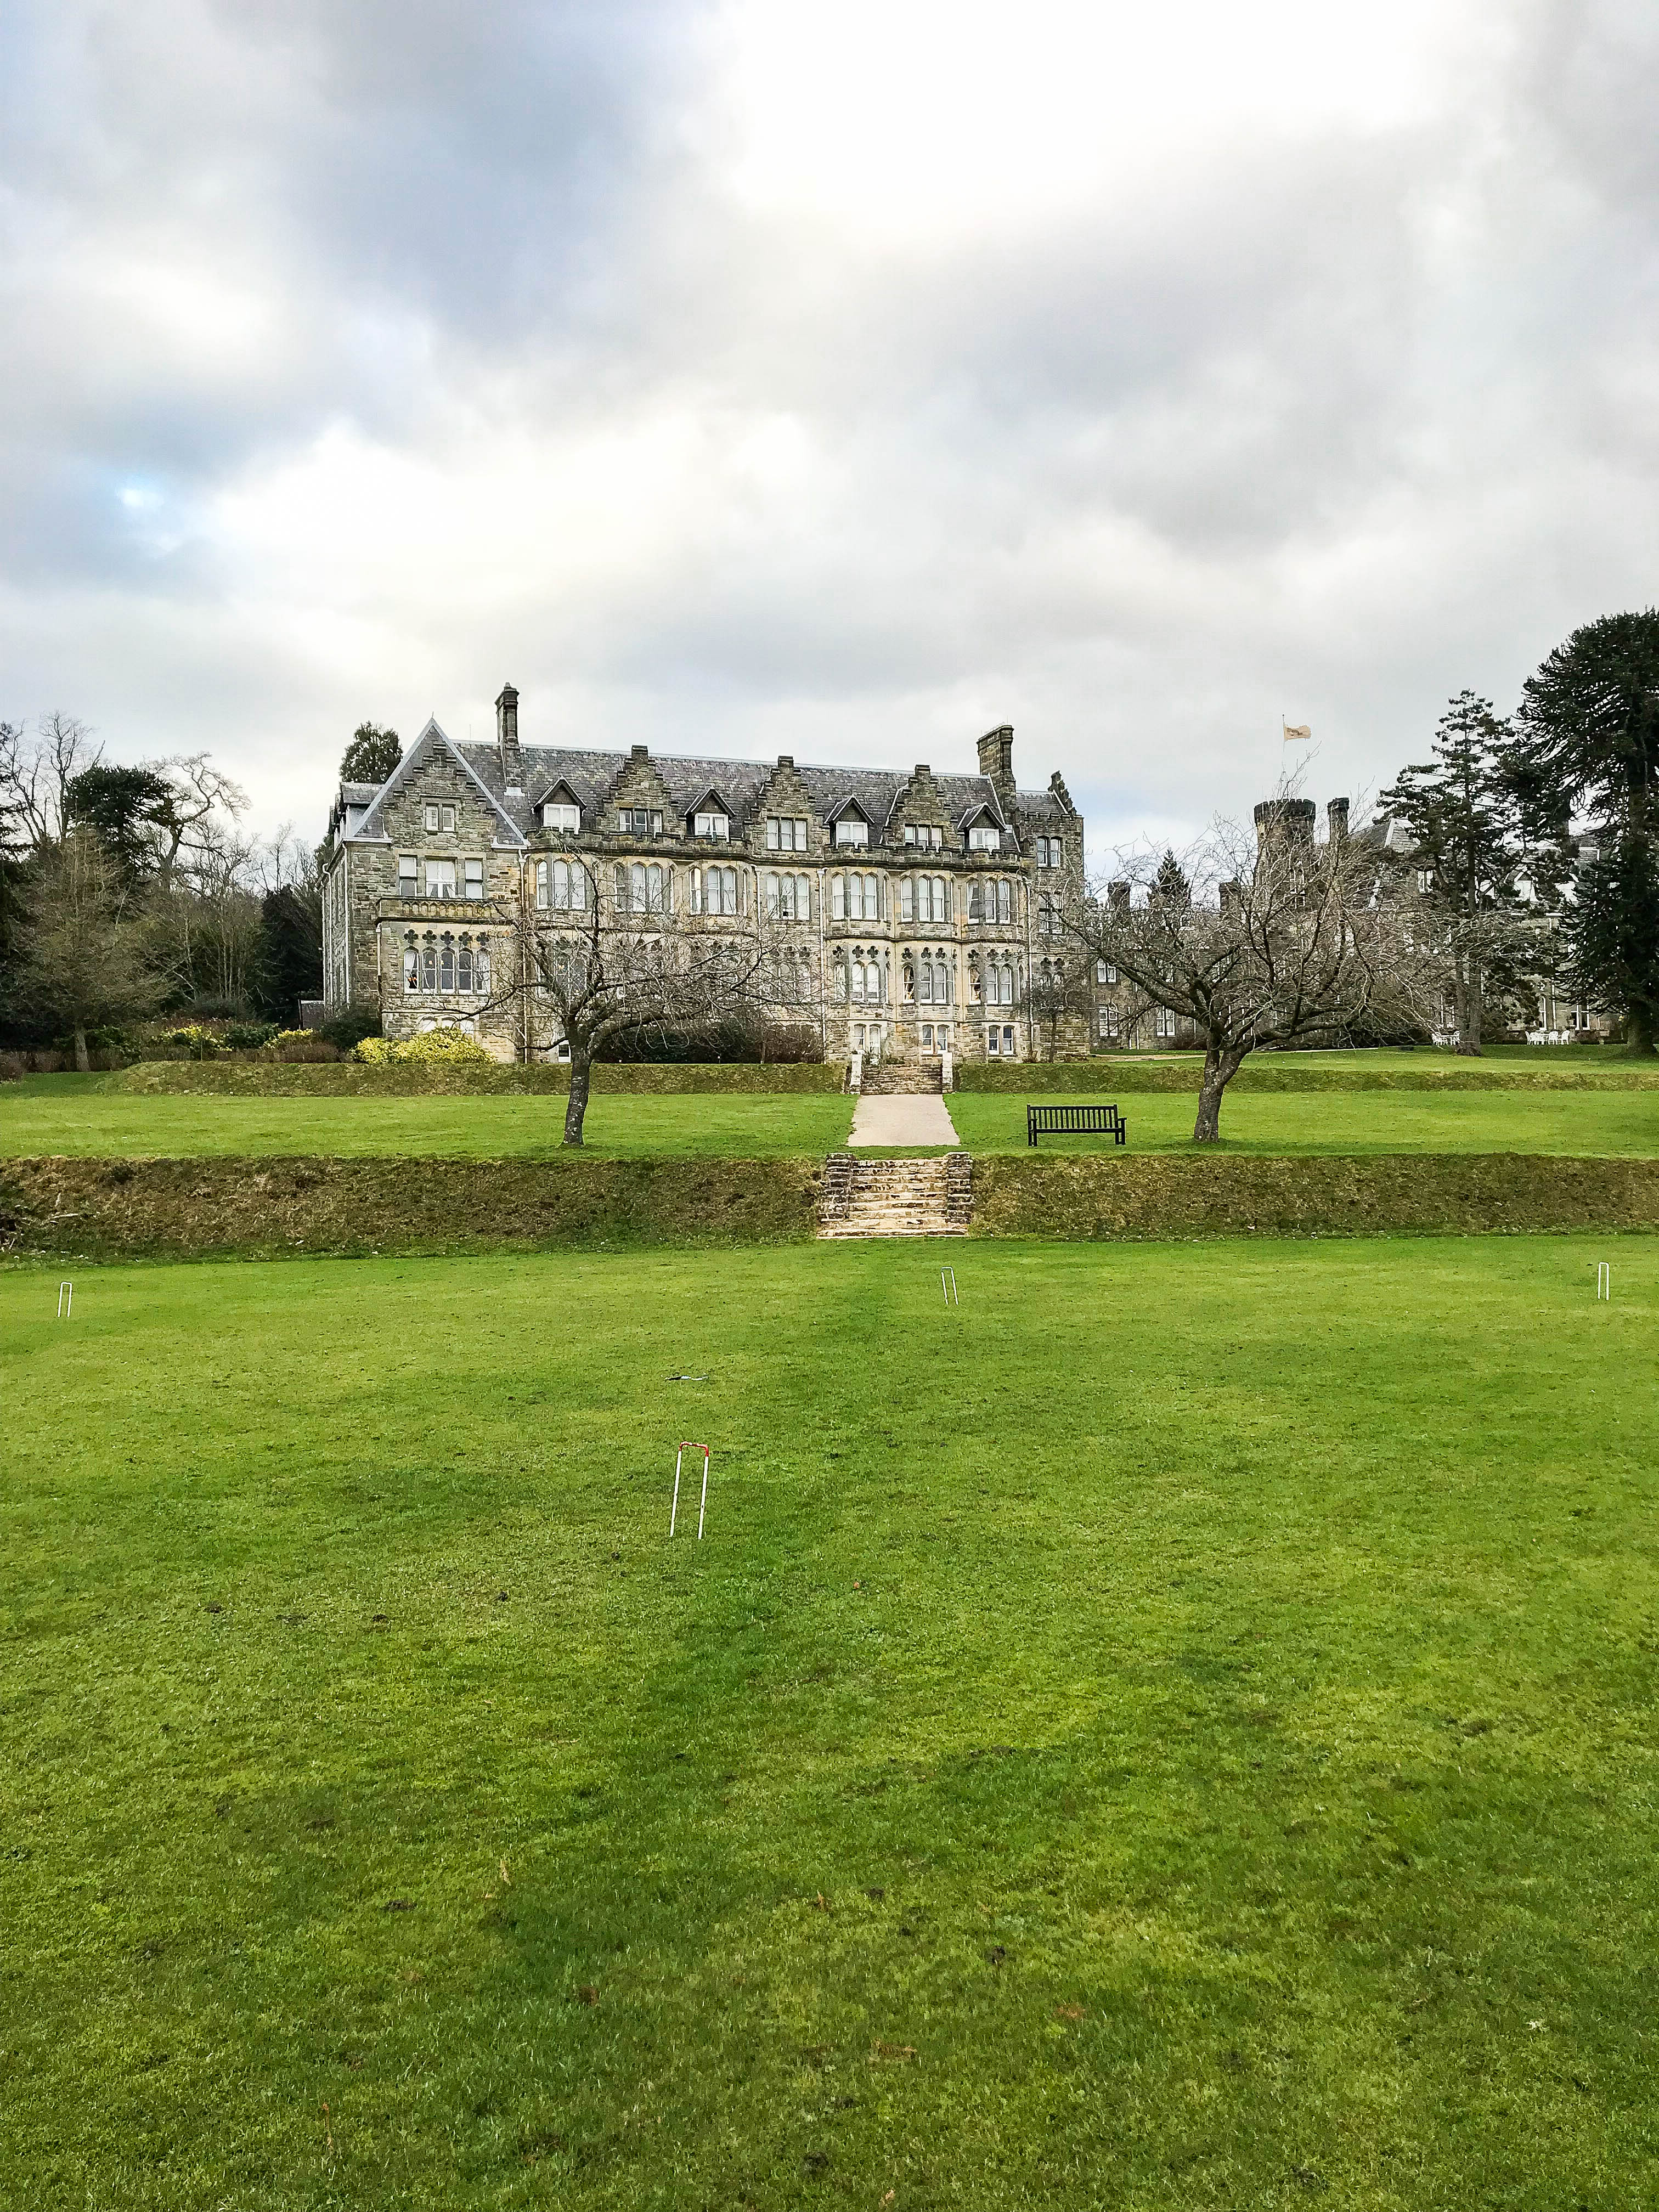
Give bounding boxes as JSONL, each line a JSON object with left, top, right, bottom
{"left": 14, "top": 826, "right": 162, "bottom": 1068}
{"left": 479, "top": 853, "right": 777, "bottom": 1145}
{"left": 1062, "top": 792, "right": 1438, "bottom": 1142}
{"left": 0, "top": 713, "right": 102, "bottom": 849}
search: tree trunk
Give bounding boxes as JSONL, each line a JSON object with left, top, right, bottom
{"left": 1625, "top": 1002, "right": 1658, "bottom": 1057}
{"left": 1456, "top": 952, "right": 1483, "bottom": 1056}
{"left": 1192, "top": 1043, "right": 1244, "bottom": 1142}
{"left": 73, "top": 1024, "right": 90, "bottom": 1074}
{"left": 563, "top": 1048, "right": 592, "bottom": 1144}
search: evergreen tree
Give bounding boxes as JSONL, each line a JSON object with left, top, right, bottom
{"left": 65, "top": 763, "right": 174, "bottom": 885}
{"left": 1379, "top": 691, "right": 1523, "bottom": 1054}
{"left": 252, "top": 884, "right": 324, "bottom": 1024}
{"left": 1509, "top": 611, "right": 1659, "bottom": 1051}
{"left": 340, "top": 723, "right": 401, "bottom": 785}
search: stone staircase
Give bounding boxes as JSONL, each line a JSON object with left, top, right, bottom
{"left": 860, "top": 1058, "right": 944, "bottom": 1097}
{"left": 819, "top": 1151, "right": 972, "bottom": 1238}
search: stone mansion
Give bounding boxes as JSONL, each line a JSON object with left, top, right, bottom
{"left": 321, "top": 687, "right": 1098, "bottom": 1064}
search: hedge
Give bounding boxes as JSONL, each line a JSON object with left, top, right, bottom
{"left": 110, "top": 1059, "right": 846, "bottom": 1098}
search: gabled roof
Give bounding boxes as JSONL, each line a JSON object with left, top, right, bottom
{"left": 353, "top": 718, "right": 528, "bottom": 847}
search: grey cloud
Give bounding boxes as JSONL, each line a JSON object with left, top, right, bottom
{"left": 2, "top": 0, "right": 1658, "bottom": 847}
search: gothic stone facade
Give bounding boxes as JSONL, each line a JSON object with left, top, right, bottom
{"left": 320, "top": 690, "right": 1088, "bottom": 1063}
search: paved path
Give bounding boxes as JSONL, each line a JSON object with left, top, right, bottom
{"left": 848, "top": 1092, "right": 961, "bottom": 1148}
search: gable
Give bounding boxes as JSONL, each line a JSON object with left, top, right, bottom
{"left": 356, "top": 719, "right": 526, "bottom": 847}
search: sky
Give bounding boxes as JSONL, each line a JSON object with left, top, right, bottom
{"left": 2, "top": 0, "right": 1657, "bottom": 856}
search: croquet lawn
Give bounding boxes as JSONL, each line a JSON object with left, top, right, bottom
{"left": 3, "top": 1237, "right": 1655, "bottom": 2209}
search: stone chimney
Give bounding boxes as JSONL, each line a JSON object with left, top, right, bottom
{"left": 495, "top": 684, "right": 523, "bottom": 791}
{"left": 1327, "top": 795, "right": 1350, "bottom": 842}
{"left": 977, "top": 724, "right": 1014, "bottom": 795}
{"left": 1108, "top": 880, "right": 1131, "bottom": 913}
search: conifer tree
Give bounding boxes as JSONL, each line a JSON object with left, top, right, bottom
{"left": 1509, "top": 611, "right": 1659, "bottom": 1052}
{"left": 1379, "top": 691, "right": 1523, "bottom": 1054}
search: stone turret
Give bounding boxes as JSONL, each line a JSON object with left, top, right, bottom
{"left": 1254, "top": 797, "right": 1317, "bottom": 848}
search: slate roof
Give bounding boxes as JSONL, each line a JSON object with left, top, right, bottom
{"left": 340, "top": 716, "right": 1074, "bottom": 848}
{"left": 453, "top": 741, "right": 1069, "bottom": 840}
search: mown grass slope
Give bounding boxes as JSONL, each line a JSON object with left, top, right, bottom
{"left": 3, "top": 1240, "right": 1655, "bottom": 2209}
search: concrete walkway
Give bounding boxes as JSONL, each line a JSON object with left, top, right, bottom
{"left": 848, "top": 1092, "right": 961, "bottom": 1148}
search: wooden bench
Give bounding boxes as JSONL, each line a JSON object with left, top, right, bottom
{"left": 1026, "top": 1102, "right": 1127, "bottom": 1147}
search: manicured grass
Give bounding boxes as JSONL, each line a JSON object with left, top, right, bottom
{"left": 0, "top": 1080, "right": 855, "bottom": 1160}
{"left": 5, "top": 1075, "right": 1658, "bottom": 1162}
{"left": 947, "top": 1087, "right": 1659, "bottom": 1156}
{"left": 3, "top": 1239, "right": 1655, "bottom": 2208}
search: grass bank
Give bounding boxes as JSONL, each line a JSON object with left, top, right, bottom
{"left": 2, "top": 1238, "right": 1655, "bottom": 2207}
{"left": 969, "top": 1151, "right": 1659, "bottom": 1239}
{"left": 0, "top": 1154, "right": 822, "bottom": 1257}
{"left": 8, "top": 1150, "right": 1659, "bottom": 1261}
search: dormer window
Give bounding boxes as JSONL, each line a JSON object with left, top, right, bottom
{"left": 425, "top": 802, "right": 457, "bottom": 834}
{"left": 968, "top": 823, "right": 1001, "bottom": 851}
{"left": 695, "top": 810, "right": 730, "bottom": 839}
{"left": 543, "top": 801, "right": 580, "bottom": 832}
{"left": 834, "top": 815, "right": 870, "bottom": 848}
{"left": 619, "top": 808, "right": 663, "bottom": 837}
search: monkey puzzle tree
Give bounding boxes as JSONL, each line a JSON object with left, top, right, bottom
{"left": 1507, "top": 610, "right": 1659, "bottom": 1052}
{"left": 1062, "top": 794, "right": 1437, "bottom": 1142}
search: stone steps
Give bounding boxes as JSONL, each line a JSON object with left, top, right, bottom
{"left": 819, "top": 1152, "right": 972, "bottom": 1238}
{"left": 860, "top": 1060, "right": 944, "bottom": 1096}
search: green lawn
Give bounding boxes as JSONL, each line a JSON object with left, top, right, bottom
{"left": 0, "top": 1079, "right": 855, "bottom": 1159}
{"left": 947, "top": 1087, "right": 1659, "bottom": 1156}
{"left": 5, "top": 1074, "right": 1658, "bottom": 1162}
{"left": 3, "top": 1239, "right": 1655, "bottom": 2208}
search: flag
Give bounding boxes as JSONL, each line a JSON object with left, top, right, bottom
{"left": 1282, "top": 720, "right": 1311, "bottom": 742}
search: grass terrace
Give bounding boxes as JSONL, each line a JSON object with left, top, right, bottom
{"left": 0, "top": 1077, "right": 857, "bottom": 1161}
{"left": 3, "top": 1238, "right": 1655, "bottom": 2208}
{"left": 3, "top": 1070, "right": 1658, "bottom": 1163}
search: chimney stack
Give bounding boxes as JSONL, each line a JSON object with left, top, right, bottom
{"left": 1108, "top": 880, "right": 1131, "bottom": 913}
{"left": 1328, "top": 795, "right": 1350, "bottom": 842}
{"left": 977, "top": 724, "right": 1014, "bottom": 794}
{"left": 495, "top": 684, "right": 523, "bottom": 791}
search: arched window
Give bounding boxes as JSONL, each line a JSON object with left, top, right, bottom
{"left": 997, "top": 879, "right": 1012, "bottom": 923}
{"left": 403, "top": 936, "right": 418, "bottom": 992}
{"left": 476, "top": 938, "right": 490, "bottom": 993}
{"left": 456, "top": 940, "right": 474, "bottom": 994}
{"left": 421, "top": 935, "right": 437, "bottom": 992}
{"left": 833, "top": 952, "right": 849, "bottom": 999}
{"left": 438, "top": 934, "right": 455, "bottom": 993}
{"left": 934, "top": 957, "right": 950, "bottom": 1003}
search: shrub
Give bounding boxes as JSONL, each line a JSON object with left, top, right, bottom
{"left": 0, "top": 1051, "right": 25, "bottom": 1082}
{"left": 223, "top": 1021, "right": 279, "bottom": 1052}
{"left": 319, "top": 1003, "right": 383, "bottom": 1052}
{"left": 355, "top": 1027, "right": 495, "bottom": 1068}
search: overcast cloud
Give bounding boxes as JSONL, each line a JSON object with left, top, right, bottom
{"left": 2, "top": 0, "right": 1656, "bottom": 849}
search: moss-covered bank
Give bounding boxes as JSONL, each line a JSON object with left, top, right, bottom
{"left": 970, "top": 1152, "right": 1659, "bottom": 1238}
{"left": 1, "top": 1155, "right": 823, "bottom": 1259}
